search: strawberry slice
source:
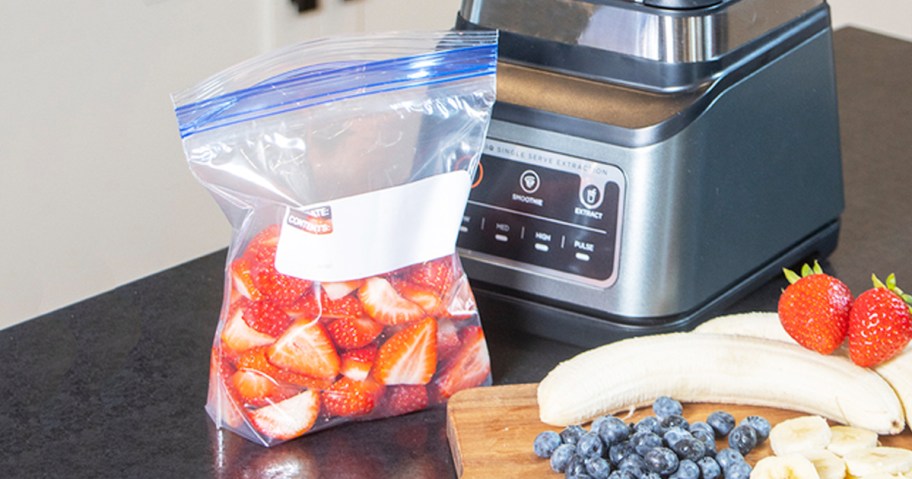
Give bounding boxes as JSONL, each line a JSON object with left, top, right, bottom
{"left": 327, "top": 316, "right": 383, "bottom": 350}
{"left": 284, "top": 290, "right": 320, "bottom": 319}
{"left": 244, "top": 224, "right": 281, "bottom": 265}
{"left": 321, "top": 376, "right": 385, "bottom": 417}
{"left": 237, "top": 346, "right": 333, "bottom": 391}
{"left": 253, "top": 266, "right": 314, "bottom": 309}
{"left": 340, "top": 346, "right": 377, "bottom": 381}
{"left": 221, "top": 300, "right": 275, "bottom": 354}
{"left": 434, "top": 325, "right": 491, "bottom": 399}
{"left": 321, "top": 294, "right": 367, "bottom": 321}
{"left": 372, "top": 317, "right": 437, "bottom": 385}
{"left": 436, "top": 317, "right": 461, "bottom": 359}
{"left": 404, "top": 256, "right": 455, "bottom": 296}
{"left": 229, "top": 369, "right": 280, "bottom": 407}
{"left": 383, "top": 385, "right": 429, "bottom": 416}
{"left": 230, "top": 257, "right": 261, "bottom": 301}
{"left": 393, "top": 280, "right": 447, "bottom": 317}
{"left": 250, "top": 389, "right": 321, "bottom": 441}
{"left": 322, "top": 280, "right": 363, "bottom": 301}
{"left": 267, "top": 318, "right": 340, "bottom": 379}
{"left": 359, "top": 277, "right": 426, "bottom": 326}
{"left": 243, "top": 299, "right": 292, "bottom": 337}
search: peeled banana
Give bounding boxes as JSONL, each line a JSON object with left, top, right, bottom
{"left": 537, "top": 332, "right": 905, "bottom": 434}
{"left": 693, "top": 312, "right": 912, "bottom": 429}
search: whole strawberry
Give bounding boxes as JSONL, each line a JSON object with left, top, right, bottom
{"left": 848, "top": 274, "right": 912, "bottom": 367}
{"left": 777, "top": 261, "right": 853, "bottom": 354}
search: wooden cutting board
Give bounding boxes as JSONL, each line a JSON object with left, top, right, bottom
{"left": 446, "top": 383, "right": 912, "bottom": 479}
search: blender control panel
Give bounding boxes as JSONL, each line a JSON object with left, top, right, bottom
{"left": 458, "top": 139, "right": 625, "bottom": 286}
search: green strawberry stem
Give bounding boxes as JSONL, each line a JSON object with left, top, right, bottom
{"left": 872, "top": 273, "right": 912, "bottom": 313}
{"left": 783, "top": 260, "right": 825, "bottom": 285}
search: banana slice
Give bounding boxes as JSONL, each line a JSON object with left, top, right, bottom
{"left": 843, "top": 447, "right": 912, "bottom": 477}
{"left": 752, "top": 454, "right": 822, "bottom": 479}
{"left": 770, "top": 416, "right": 833, "bottom": 456}
{"left": 800, "top": 449, "right": 848, "bottom": 479}
{"left": 828, "top": 426, "right": 880, "bottom": 457}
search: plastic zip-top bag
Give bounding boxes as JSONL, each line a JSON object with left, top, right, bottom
{"left": 172, "top": 31, "right": 497, "bottom": 446}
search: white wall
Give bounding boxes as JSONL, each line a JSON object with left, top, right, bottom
{"left": 0, "top": 0, "right": 908, "bottom": 330}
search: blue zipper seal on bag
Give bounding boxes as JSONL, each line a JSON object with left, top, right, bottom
{"left": 175, "top": 32, "right": 498, "bottom": 139}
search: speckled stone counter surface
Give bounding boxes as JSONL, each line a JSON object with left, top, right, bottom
{"left": 1, "top": 28, "right": 910, "bottom": 478}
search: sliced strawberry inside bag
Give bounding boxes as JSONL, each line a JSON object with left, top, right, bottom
{"left": 242, "top": 299, "right": 292, "bottom": 337}
{"left": 434, "top": 325, "right": 491, "bottom": 400}
{"left": 340, "top": 346, "right": 377, "bottom": 381}
{"left": 359, "top": 277, "right": 426, "bottom": 326}
{"left": 404, "top": 256, "right": 456, "bottom": 296}
{"left": 249, "top": 389, "right": 321, "bottom": 441}
{"left": 327, "top": 316, "right": 383, "bottom": 350}
{"left": 230, "top": 369, "right": 282, "bottom": 407}
{"left": 372, "top": 317, "right": 437, "bottom": 385}
{"left": 221, "top": 300, "right": 275, "bottom": 355}
{"left": 321, "top": 294, "right": 367, "bottom": 321}
{"left": 267, "top": 318, "right": 340, "bottom": 379}
{"left": 321, "top": 376, "right": 385, "bottom": 418}
{"left": 382, "top": 384, "right": 429, "bottom": 416}
{"left": 322, "top": 280, "right": 363, "bottom": 301}
{"left": 237, "top": 346, "right": 333, "bottom": 391}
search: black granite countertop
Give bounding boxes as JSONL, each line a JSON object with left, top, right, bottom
{"left": 2, "top": 27, "right": 910, "bottom": 478}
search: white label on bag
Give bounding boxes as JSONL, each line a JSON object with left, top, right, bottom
{"left": 274, "top": 171, "right": 471, "bottom": 282}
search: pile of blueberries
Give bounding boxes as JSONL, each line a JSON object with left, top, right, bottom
{"left": 532, "top": 397, "right": 770, "bottom": 479}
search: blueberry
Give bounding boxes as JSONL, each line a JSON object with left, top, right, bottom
{"left": 663, "top": 426, "right": 692, "bottom": 448}
{"left": 551, "top": 444, "right": 578, "bottom": 473}
{"left": 630, "top": 431, "right": 663, "bottom": 456}
{"left": 671, "top": 437, "right": 706, "bottom": 461}
{"left": 691, "top": 429, "right": 716, "bottom": 456}
{"left": 698, "top": 457, "right": 723, "bottom": 479}
{"left": 642, "top": 472, "right": 662, "bottom": 479}
{"left": 724, "top": 461, "right": 752, "bottom": 479}
{"left": 609, "top": 471, "right": 637, "bottom": 479}
{"left": 591, "top": 416, "right": 611, "bottom": 434}
{"left": 706, "top": 411, "right": 736, "bottom": 438}
{"left": 689, "top": 421, "right": 714, "bottom": 438}
{"left": 727, "top": 425, "right": 758, "bottom": 455}
{"left": 653, "top": 396, "right": 684, "bottom": 418}
{"left": 577, "top": 432, "right": 607, "bottom": 459}
{"left": 670, "top": 459, "right": 701, "bottom": 479}
{"left": 566, "top": 454, "right": 589, "bottom": 477}
{"left": 597, "top": 416, "right": 631, "bottom": 446}
{"left": 585, "top": 456, "right": 612, "bottom": 479}
{"left": 609, "top": 441, "right": 636, "bottom": 466}
{"left": 644, "top": 447, "right": 679, "bottom": 476}
{"left": 534, "top": 430, "right": 563, "bottom": 458}
{"left": 562, "top": 425, "right": 587, "bottom": 445}
{"left": 635, "top": 416, "right": 662, "bottom": 435}
{"left": 715, "top": 448, "right": 744, "bottom": 472}
{"left": 619, "top": 453, "right": 649, "bottom": 478}
{"left": 660, "top": 414, "right": 689, "bottom": 431}
{"left": 740, "top": 416, "right": 771, "bottom": 442}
